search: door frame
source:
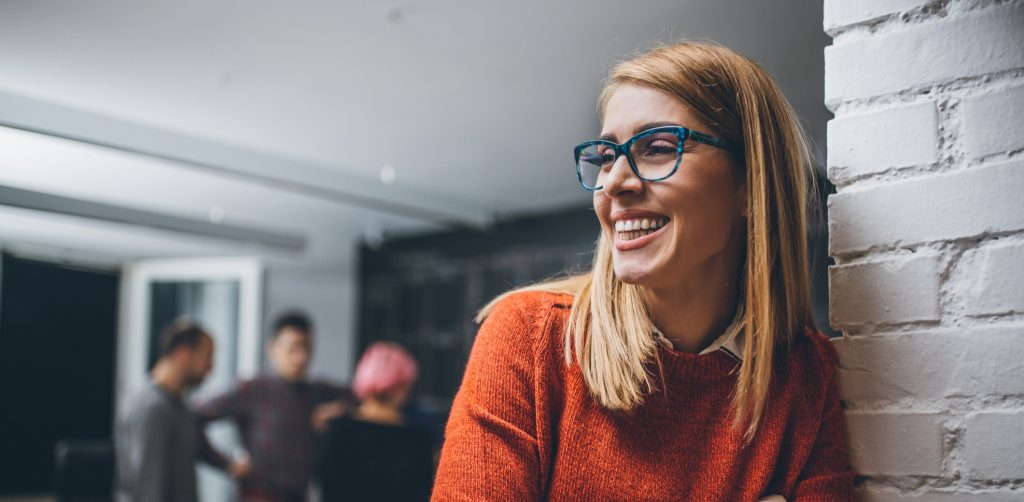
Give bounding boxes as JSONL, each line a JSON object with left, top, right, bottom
{"left": 115, "top": 256, "right": 263, "bottom": 416}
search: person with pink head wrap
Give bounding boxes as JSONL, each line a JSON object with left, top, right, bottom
{"left": 318, "top": 342, "right": 435, "bottom": 501}
{"left": 352, "top": 342, "right": 419, "bottom": 403}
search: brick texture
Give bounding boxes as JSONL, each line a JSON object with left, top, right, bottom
{"left": 825, "top": 2, "right": 1024, "bottom": 106}
{"left": 825, "top": 0, "right": 1024, "bottom": 496}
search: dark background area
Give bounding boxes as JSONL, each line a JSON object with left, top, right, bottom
{"left": 358, "top": 206, "right": 601, "bottom": 414}
{"left": 0, "top": 254, "right": 119, "bottom": 495}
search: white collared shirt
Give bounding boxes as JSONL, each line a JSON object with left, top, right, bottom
{"left": 652, "top": 305, "right": 745, "bottom": 362}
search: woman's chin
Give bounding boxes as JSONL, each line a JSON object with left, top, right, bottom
{"left": 612, "top": 263, "right": 657, "bottom": 286}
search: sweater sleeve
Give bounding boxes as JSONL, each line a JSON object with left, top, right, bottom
{"left": 432, "top": 294, "right": 547, "bottom": 501}
{"left": 792, "top": 335, "right": 856, "bottom": 501}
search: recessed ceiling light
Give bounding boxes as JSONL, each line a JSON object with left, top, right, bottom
{"left": 208, "top": 205, "right": 225, "bottom": 223}
{"left": 380, "top": 165, "right": 397, "bottom": 185}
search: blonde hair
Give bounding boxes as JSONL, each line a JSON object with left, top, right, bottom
{"left": 479, "top": 41, "right": 817, "bottom": 441}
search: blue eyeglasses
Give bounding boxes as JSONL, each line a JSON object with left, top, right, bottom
{"left": 573, "top": 125, "right": 737, "bottom": 191}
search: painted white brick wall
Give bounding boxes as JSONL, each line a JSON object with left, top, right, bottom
{"left": 961, "top": 85, "right": 1024, "bottom": 160}
{"left": 827, "top": 102, "right": 939, "bottom": 183}
{"left": 962, "top": 241, "right": 1024, "bottom": 316}
{"left": 830, "top": 254, "right": 943, "bottom": 328}
{"left": 846, "top": 411, "right": 946, "bottom": 476}
{"left": 824, "top": 0, "right": 1024, "bottom": 499}
{"left": 829, "top": 161, "right": 1024, "bottom": 254}
{"left": 823, "top": 0, "right": 932, "bottom": 33}
{"left": 963, "top": 410, "right": 1024, "bottom": 480}
{"left": 859, "top": 490, "right": 1024, "bottom": 501}
{"left": 834, "top": 327, "right": 1024, "bottom": 401}
{"left": 825, "top": 1, "right": 1024, "bottom": 105}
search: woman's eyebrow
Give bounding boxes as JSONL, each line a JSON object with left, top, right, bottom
{"left": 598, "top": 121, "right": 682, "bottom": 142}
{"left": 633, "top": 121, "right": 681, "bottom": 134}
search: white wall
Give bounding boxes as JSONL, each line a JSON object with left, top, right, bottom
{"left": 262, "top": 259, "right": 359, "bottom": 385}
{"left": 824, "top": 0, "right": 1024, "bottom": 499}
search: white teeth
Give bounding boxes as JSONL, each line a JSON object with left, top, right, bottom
{"left": 615, "top": 217, "right": 669, "bottom": 234}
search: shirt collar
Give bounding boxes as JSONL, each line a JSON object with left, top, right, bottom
{"left": 652, "top": 302, "right": 746, "bottom": 361}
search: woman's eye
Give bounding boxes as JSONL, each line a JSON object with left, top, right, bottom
{"left": 641, "top": 143, "right": 677, "bottom": 156}
{"left": 591, "top": 147, "right": 616, "bottom": 165}
{"left": 580, "top": 150, "right": 617, "bottom": 168}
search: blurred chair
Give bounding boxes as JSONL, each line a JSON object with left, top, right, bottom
{"left": 53, "top": 439, "right": 113, "bottom": 502}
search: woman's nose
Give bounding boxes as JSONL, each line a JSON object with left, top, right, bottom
{"left": 601, "top": 154, "right": 644, "bottom": 197}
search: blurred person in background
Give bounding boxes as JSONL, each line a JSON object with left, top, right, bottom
{"left": 196, "top": 310, "right": 354, "bottom": 502}
{"left": 318, "top": 342, "right": 434, "bottom": 502}
{"left": 116, "top": 320, "right": 232, "bottom": 502}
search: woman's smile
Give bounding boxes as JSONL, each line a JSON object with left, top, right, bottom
{"left": 614, "top": 216, "right": 670, "bottom": 250}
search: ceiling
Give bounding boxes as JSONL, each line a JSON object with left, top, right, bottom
{"left": 0, "top": 0, "right": 828, "bottom": 266}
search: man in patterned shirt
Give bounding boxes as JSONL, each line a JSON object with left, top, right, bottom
{"left": 196, "top": 311, "right": 354, "bottom": 502}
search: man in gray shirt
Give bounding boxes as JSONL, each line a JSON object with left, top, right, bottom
{"left": 116, "top": 320, "right": 237, "bottom": 502}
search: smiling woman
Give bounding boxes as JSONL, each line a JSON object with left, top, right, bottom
{"left": 431, "top": 41, "right": 854, "bottom": 501}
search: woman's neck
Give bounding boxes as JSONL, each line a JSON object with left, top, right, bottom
{"left": 645, "top": 279, "right": 740, "bottom": 353}
{"left": 644, "top": 232, "right": 745, "bottom": 354}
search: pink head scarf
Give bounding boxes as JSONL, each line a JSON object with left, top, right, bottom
{"left": 352, "top": 341, "right": 418, "bottom": 400}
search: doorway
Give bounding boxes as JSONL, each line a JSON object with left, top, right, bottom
{"left": 117, "top": 257, "right": 263, "bottom": 502}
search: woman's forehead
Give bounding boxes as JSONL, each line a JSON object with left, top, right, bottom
{"left": 600, "top": 84, "right": 702, "bottom": 139}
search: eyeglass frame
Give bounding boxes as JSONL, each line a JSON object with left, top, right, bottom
{"left": 573, "top": 125, "right": 739, "bottom": 191}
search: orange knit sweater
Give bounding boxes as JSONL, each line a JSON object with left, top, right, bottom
{"left": 432, "top": 291, "right": 855, "bottom": 501}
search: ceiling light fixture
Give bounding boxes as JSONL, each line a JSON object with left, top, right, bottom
{"left": 380, "top": 165, "right": 397, "bottom": 185}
